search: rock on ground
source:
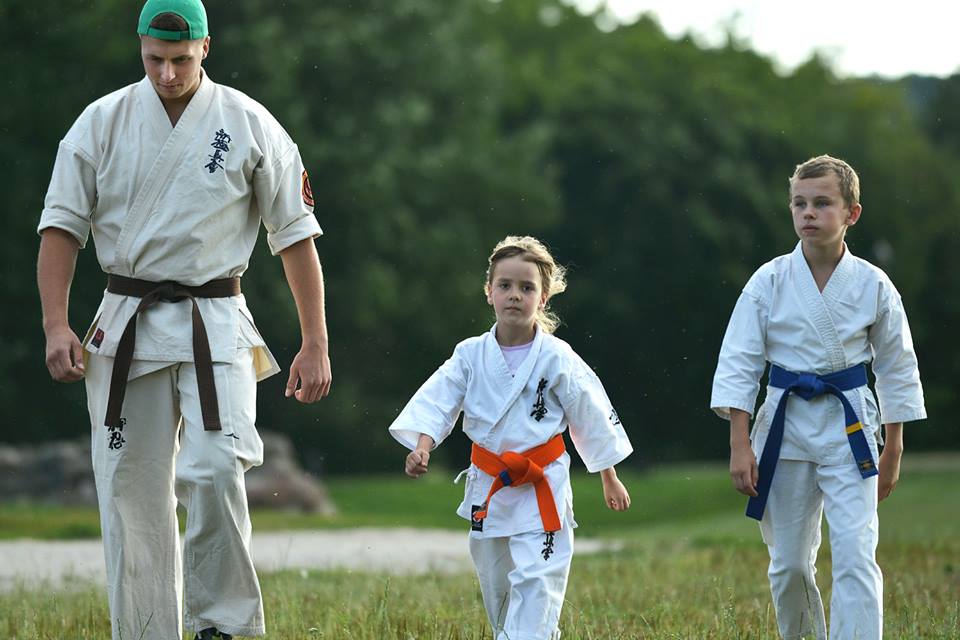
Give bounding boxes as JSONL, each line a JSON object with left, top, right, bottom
{"left": 0, "top": 431, "right": 335, "bottom": 513}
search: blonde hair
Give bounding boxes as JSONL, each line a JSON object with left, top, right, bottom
{"left": 790, "top": 154, "right": 861, "bottom": 208}
{"left": 485, "top": 236, "right": 567, "bottom": 334}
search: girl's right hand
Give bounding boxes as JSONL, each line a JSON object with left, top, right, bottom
{"left": 729, "top": 444, "right": 758, "bottom": 497}
{"left": 405, "top": 449, "right": 430, "bottom": 478}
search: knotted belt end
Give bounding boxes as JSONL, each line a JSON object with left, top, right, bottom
{"left": 473, "top": 502, "right": 489, "bottom": 522}
{"left": 857, "top": 459, "right": 878, "bottom": 477}
{"left": 469, "top": 434, "right": 565, "bottom": 532}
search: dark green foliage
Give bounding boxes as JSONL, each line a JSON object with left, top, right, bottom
{"left": 1, "top": 0, "right": 958, "bottom": 471}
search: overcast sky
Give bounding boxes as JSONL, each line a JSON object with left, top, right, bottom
{"left": 571, "top": 0, "right": 960, "bottom": 79}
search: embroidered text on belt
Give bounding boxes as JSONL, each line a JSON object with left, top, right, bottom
{"left": 103, "top": 274, "right": 241, "bottom": 431}
{"left": 746, "top": 363, "right": 878, "bottom": 521}
{"left": 470, "top": 434, "right": 566, "bottom": 532}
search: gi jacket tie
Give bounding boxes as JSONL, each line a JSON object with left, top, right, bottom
{"left": 747, "top": 363, "right": 877, "bottom": 521}
{"left": 471, "top": 433, "right": 566, "bottom": 532}
{"left": 103, "top": 274, "right": 241, "bottom": 431}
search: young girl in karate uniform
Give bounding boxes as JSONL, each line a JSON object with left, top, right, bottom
{"left": 389, "top": 235, "right": 633, "bottom": 640}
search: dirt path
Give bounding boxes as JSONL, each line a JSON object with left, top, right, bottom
{"left": 0, "top": 528, "right": 613, "bottom": 590}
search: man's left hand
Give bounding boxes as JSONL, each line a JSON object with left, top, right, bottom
{"left": 285, "top": 345, "right": 332, "bottom": 403}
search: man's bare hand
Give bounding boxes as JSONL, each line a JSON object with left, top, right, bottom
{"left": 45, "top": 325, "right": 85, "bottom": 382}
{"left": 285, "top": 344, "right": 332, "bottom": 403}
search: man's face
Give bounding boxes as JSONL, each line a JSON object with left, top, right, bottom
{"left": 140, "top": 35, "right": 209, "bottom": 103}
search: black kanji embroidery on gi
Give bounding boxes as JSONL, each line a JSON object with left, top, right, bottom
{"left": 205, "top": 128, "right": 231, "bottom": 173}
{"left": 609, "top": 408, "right": 621, "bottom": 425}
{"left": 211, "top": 129, "right": 232, "bottom": 151}
{"left": 530, "top": 378, "right": 548, "bottom": 422}
{"left": 107, "top": 418, "right": 127, "bottom": 450}
{"left": 542, "top": 531, "right": 555, "bottom": 561}
{"left": 224, "top": 432, "right": 240, "bottom": 440}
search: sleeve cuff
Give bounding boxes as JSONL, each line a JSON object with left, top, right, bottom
{"left": 583, "top": 443, "right": 633, "bottom": 474}
{"left": 388, "top": 425, "right": 445, "bottom": 451}
{"left": 266, "top": 215, "right": 323, "bottom": 255}
{"left": 879, "top": 408, "right": 927, "bottom": 425}
{"left": 38, "top": 213, "right": 90, "bottom": 249}
{"left": 710, "top": 397, "right": 757, "bottom": 421}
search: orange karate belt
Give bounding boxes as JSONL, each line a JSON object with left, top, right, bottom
{"left": 470, "top": 433, "right": 566, "bottom": 533}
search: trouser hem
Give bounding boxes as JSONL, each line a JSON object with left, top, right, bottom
{"left": 186, "top": 618, "right": 266, "bottom": 637}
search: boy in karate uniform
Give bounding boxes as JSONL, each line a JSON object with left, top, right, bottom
{"left": 711, "top": 155, "right": 926, "bottom": 639}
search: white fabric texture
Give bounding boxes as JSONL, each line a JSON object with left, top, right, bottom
{"left": 389, "top": 324, "right": 633, "bottom": 538}
{"left": 87, "top": 350, "right": 265, "bottom": 640}
{"left": 39, "top": 71, "right": 321, "bottom": 373}
{"left": 760, "top": 460, "right": 881, "bottom": 640}
{"left": 469, "top": 526, "right": 574, "bottom": 640}
{"left": 711, "top": 242, "right": 926, "bottom": 465}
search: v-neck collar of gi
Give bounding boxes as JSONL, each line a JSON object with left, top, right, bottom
{"left": 791, "top": 241, "right": 855, "bottom": 303}
{"left": 137, "top": 69, "right": 214, "bottom": 139}
{"left": 790, "top": 242, "right": 851, "bottom": 371}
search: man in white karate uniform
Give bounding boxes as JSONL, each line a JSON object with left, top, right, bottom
{"left": 711, "top": 155, "right": 925, "bottom": 639}
{"left": 36, "top": 1, "right": 332, "bottom": 638}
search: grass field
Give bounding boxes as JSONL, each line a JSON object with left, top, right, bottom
{"left": 1, "top": 456, "right": 958, "bottom": 638}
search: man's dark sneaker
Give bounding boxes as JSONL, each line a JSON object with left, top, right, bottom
{"left": 195, "top": 628, "right": 233, "bottom": 640}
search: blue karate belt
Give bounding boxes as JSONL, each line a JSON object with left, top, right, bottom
{"left": 746, "top": 363, "right": 878, "bottom": 521}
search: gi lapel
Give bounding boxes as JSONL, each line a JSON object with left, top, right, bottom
{"left": 487, "top": 324, "right": 544, "bottom": 430}
{"left": 113, "top": 73, "right": 216, "bottom": 274}
{"left": 791, "top": 242, "right": 848, "bottom": 371}
{"left": 820, "top": 244, "right": 856, "bottom": 314}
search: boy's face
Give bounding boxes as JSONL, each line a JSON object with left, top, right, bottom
{"left": 790, "top": 173, "right": 862, "bottom": 250}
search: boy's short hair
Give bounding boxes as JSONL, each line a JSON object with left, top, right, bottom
{"left": 790, "top": 155, "right": 860, "bottom": 208}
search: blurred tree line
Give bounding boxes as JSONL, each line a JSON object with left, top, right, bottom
{"left": 2, "top": 0, "right": 958, "bottom": 474}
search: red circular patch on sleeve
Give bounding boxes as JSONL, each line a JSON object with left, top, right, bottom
{"left": 301, "top": 170, "right": 314, "bottom": 207}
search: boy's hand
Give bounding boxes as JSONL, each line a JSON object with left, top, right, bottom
{"left": 405, "top": 449, "right": 430, "bottom": 478}
{"left": 877, "top": 445, "right": 902, "bottom": 501}
{"left": 730, "top": 444, "right": 759, "bottom": 497}
{"left": 601, "top": 468, "right": 631, "bottom": 511}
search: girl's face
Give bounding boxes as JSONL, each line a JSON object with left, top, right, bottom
{"left": 486, "top": 255, "right": 547, "bottom": 335}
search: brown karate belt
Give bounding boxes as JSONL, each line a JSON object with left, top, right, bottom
{"left": 103, "top": 274, "right": 241, "bottom": 431}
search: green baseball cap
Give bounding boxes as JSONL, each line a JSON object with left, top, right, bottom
{"left": 137, "top": 0, "right": 208, "bottom": 41}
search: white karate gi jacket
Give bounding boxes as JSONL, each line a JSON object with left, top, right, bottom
{"left": 390, "top": 325, "right": 633, "bottom": 538}
{"left": 38, "top": 72, "right": 322, "bottom": 378}
{"left": 711, "top": 243, "right": 926, "bottom": 465}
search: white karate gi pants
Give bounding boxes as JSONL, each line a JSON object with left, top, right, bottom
{"left": 760, "top": 460, "right": 882, "bottom": 640}
{"left": 469, "top": 525, "right": 574, "bottom": 640}
{"left": 86, "top": 351, "right": 266, "bottom": 640}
